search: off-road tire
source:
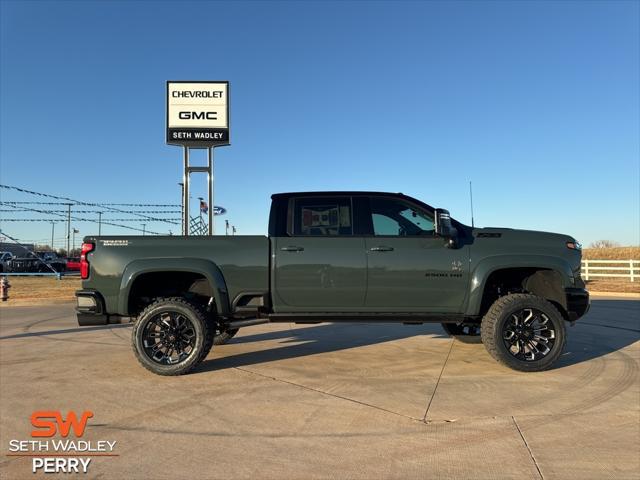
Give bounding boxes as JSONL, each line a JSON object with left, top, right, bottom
{"left": 132, "top": 297, "right": 214, "bottom": 376}
{"left": 441, "top": 323, "right": 482, "bottom": 344}
{"left": 214, "top": 328, "right": 239, "bottom": 345}
{"left": 481, "top": 294, "right": 566, "bottom": 372}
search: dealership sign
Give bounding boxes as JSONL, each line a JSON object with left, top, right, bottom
{"left": 166, "top": 81, "right": 229, "bottom": 147}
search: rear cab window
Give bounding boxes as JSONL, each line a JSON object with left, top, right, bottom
{"left": 288, "top": 197, "right": 353, "bottom": 236}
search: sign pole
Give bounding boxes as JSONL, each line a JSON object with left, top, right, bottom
{"left": 208, "top": 147, "right": 214, "bottom": 235}
{"left": 178, "top": 184, "right": 184, "bottom": 235}
{"left": 183, "top": 147, "right": 190, "bottom": 236}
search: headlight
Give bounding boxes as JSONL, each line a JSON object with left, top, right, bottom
{"left": 566, "top": 241, "right": 582, "bottom": 251}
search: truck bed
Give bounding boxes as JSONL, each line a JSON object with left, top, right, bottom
{"left": 83, "top": 235, "right": 269, "bottom": 315}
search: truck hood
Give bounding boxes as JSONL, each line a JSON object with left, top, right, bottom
{"left": 470, "top": 226, "right": 581, "bottom": 271}
{"left": 473, "top": 227, "right": 575, "bottom": 245}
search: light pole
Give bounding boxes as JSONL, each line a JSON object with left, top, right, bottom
{"left": 51, "top": 222, "right": 55, "bottom": 251}
{"left": 66, "top": 203, "right": 72, "bottom": 255}
{"left": 225, "top": 220, "right": 229, "bottom": 236}
{"left": 142, "top": 224, "right": 146, "bottom": 236}
{"left": 98, "top": 212, "right": 103, "bottom": 236}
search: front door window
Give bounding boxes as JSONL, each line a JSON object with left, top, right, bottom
{"left": 370, "top": 197, "right": 434, "bottom": 236}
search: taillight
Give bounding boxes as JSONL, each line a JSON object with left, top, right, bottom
{"left": 80, "top": 242, "right": 95, "bottom": 279}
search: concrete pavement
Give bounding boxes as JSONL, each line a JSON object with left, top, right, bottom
{"left": 0, "top": 297, "right": 638, "bottom": 479}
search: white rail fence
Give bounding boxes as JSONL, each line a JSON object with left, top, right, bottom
{"left": 582, "top": 260, "right": 638, "bottom": 282}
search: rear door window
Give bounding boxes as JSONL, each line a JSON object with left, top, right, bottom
{"left": 290, "top": 197, "right": 353, "bottom": 236}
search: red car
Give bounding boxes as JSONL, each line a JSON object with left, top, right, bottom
{"left": 66, "top": 257, "right": 81, "bottom": 271}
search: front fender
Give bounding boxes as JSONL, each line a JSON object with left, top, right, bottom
{"left": 465, "top": 255, "right": 574, "bottom": 316}
{"left": 118, "top": 258, "right": 230, "bottom": 316}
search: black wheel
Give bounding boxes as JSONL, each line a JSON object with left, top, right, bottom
{"left": 214, "top": 327, "right": 239, "bottom": 345}
{"left": 481, "top": 294, "right": 566, "bottom": 372}
{"left": 132, "top": 297, "right": 214, "bottom": 376}
{"left": 441, "top": 322, "right": 482, "bottom": 344}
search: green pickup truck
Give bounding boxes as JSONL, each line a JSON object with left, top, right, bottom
{"left": 76, "top": 191, "right": 589, "bottom": 375}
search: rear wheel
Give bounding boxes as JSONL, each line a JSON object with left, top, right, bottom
{"left": 441, "top": 322, "right": 482, "bottom": 343}
{"left": 132, "top": 297, "right": 214, "bottom": 376}
{"left": 481, "top": 294, "right": 566, "bottom": 372}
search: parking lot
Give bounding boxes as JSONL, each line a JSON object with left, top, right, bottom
{"left": 0, "top": 296, "right": 638, "bottom": 479}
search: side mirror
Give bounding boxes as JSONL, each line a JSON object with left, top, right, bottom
{"left": 435, "top": 208, "right": 458, "bottom": 247}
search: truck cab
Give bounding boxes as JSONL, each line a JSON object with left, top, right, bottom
{"left": 268, "top": 192, "right": 471, "bottom": 314}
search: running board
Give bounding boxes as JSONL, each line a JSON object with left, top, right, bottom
{"left": 227, "top": 318, "right": 270, "bottom": 329}
{"left": 266, "top": 313, "right": 465, "bottom": 323}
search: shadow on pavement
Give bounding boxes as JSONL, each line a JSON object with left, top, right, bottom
{"left": 556, "top": 299, "right": 639, "bottom": 368}
{"left": 198, "top": 322, "right": 448, "bottom": 374}
{"left": 200, "top": 299, "right": 639, "bottom": 373}
{"left": 0, "top": 323, "right": 132, "bottom": 340}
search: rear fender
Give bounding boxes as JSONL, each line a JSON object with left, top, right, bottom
{"left": 118, "top": 258, "right": 230, "bottom": 316}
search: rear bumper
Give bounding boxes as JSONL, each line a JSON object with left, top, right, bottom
{"left": 75, "top": 289, "right": 109, "bottom": 326}
{"left": 565, "top": 287, "right": 590, "bottom": 321}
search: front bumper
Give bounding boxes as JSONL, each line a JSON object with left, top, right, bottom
{"left": 75, "top": 289, "right": 109, "bottom": 326}
{"left": 565, "top": 287, "right": 590, "bottom": 321}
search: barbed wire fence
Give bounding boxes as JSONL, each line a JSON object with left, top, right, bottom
{"left": 0, "top": 184, "right": 235, "bottom": 252}
{"left": 0, "top": 184, "right": 181, "bottom": 251}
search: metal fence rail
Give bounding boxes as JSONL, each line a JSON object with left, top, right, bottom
{"left": 582, "top": 260, "right": 638, "bottom": 282}
{"left": 0, "top": 272, "right": 80, "bottom": 279}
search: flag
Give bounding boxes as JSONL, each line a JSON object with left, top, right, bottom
{"left": 200, "top": 200, "right": 208, "bottom": 214}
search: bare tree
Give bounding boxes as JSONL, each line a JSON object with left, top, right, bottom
{"left": 589, "top": 240, "right": 620, "bottom": 249}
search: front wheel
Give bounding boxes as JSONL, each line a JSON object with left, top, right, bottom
{"left": 132, "top": 297, "right": 214, "bottom": 376}
{"left": 481, "top": 294, "right": 566, "bottom": 372}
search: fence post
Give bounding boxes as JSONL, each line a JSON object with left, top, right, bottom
{"left": 584, "top": 260, "right": 589, "bottom": 281}
{"left": 631, "top": 260, "right": 635, "bottom": 283}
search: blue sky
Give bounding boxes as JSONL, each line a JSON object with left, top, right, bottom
{"left": 1, "top": 0, "right": 638, "bottom": 247}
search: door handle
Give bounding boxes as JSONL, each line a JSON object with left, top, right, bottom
{"left": 369, "top": 246, "right": 394, "bottom": 252}
{"left": 280, "top": 246, "right": 304, "bottom": 252}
